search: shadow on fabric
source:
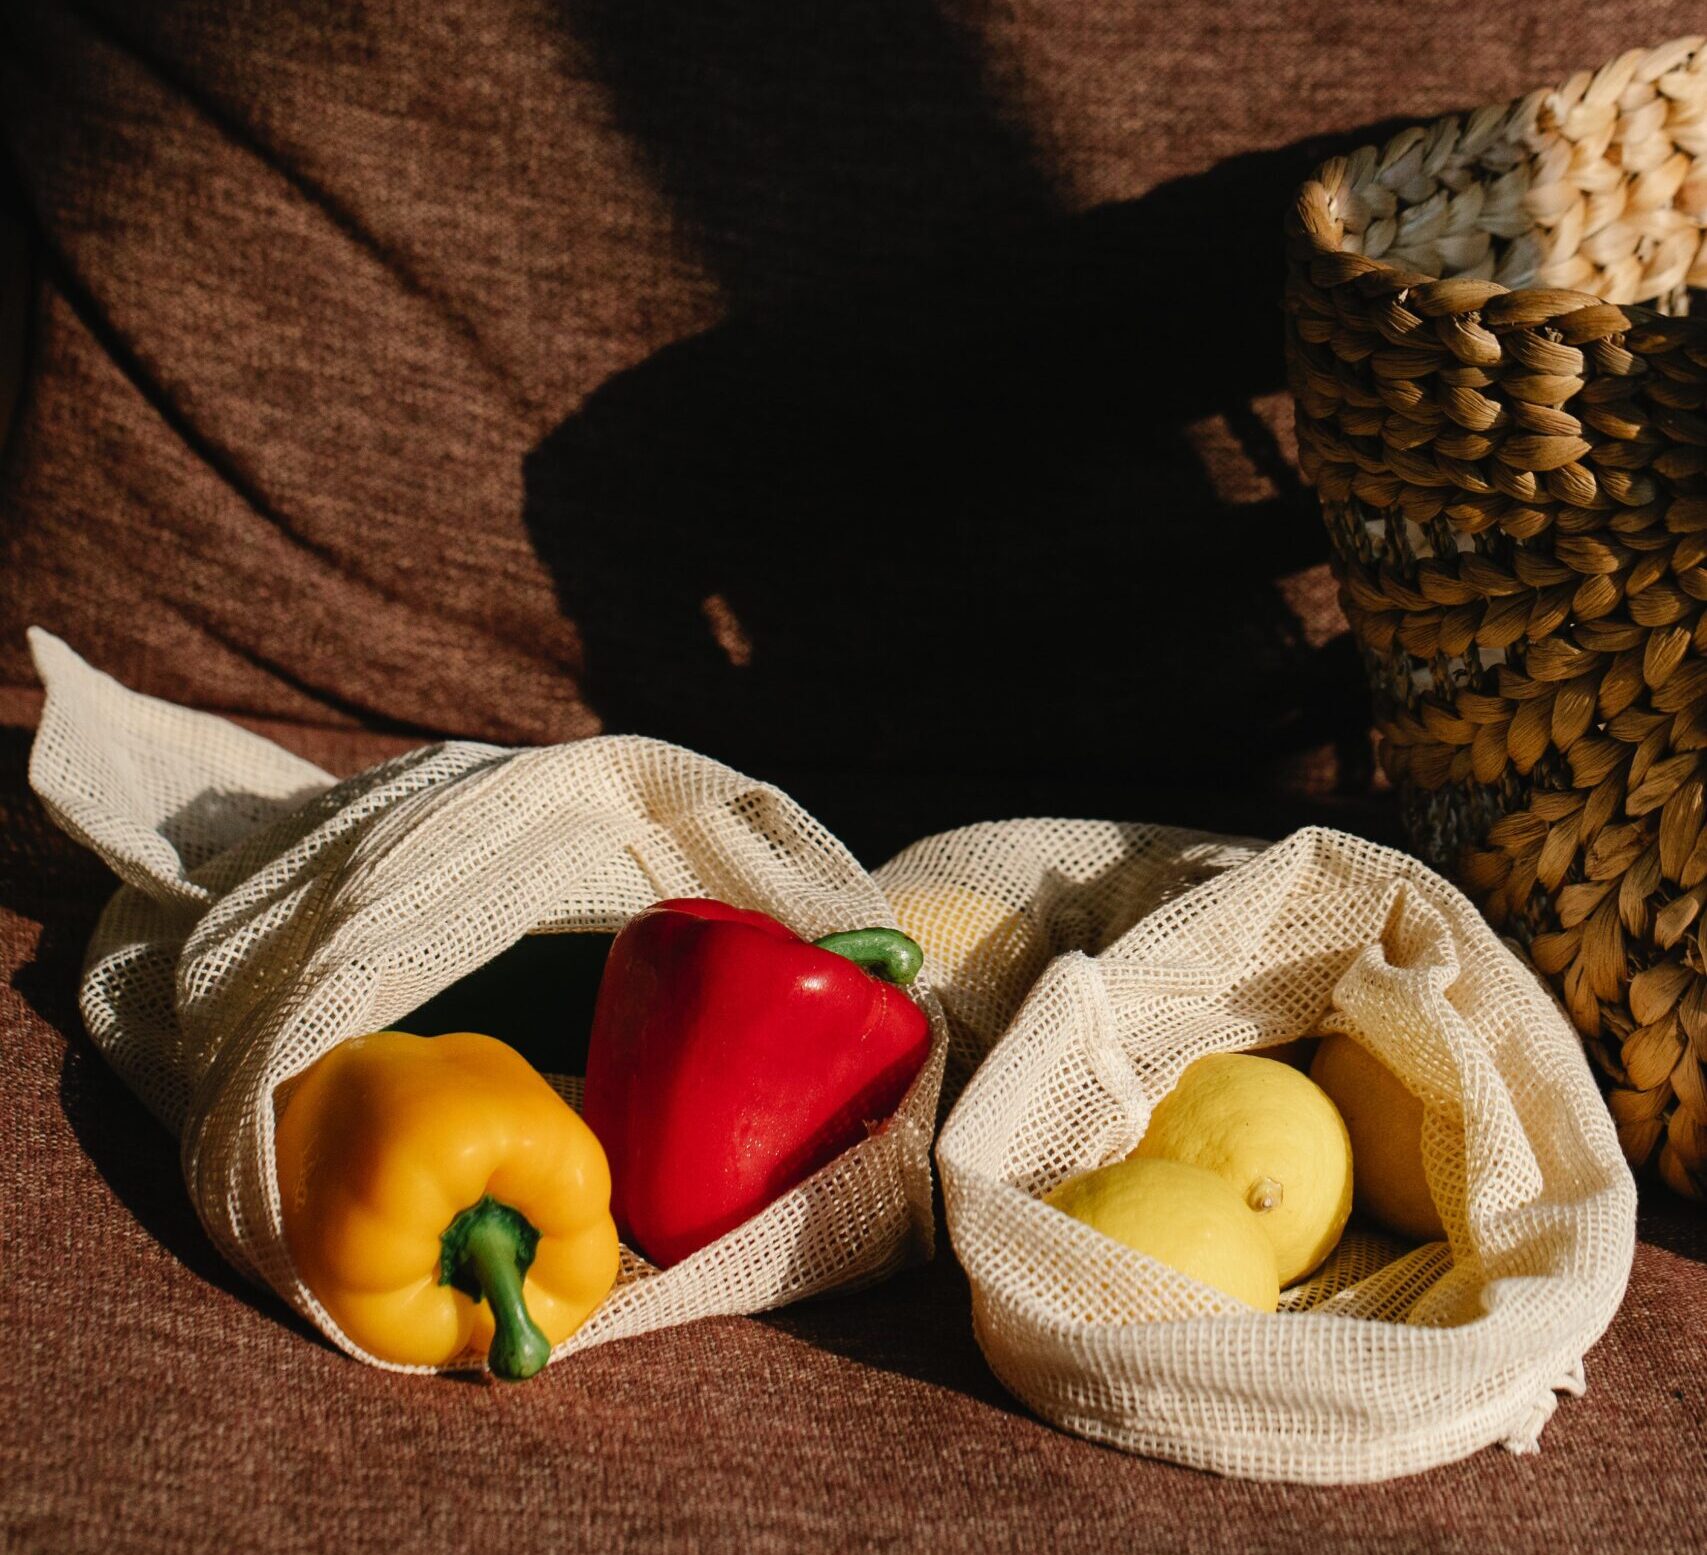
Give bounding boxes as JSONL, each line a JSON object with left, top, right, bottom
{"left": 1638, "top": 1192, "right": 1707, "bottom": 1263}
{"left": 760, "top": 1257, "right": 1028, "bottom": 1419}
{"left": 522, "top": 118, "right": 1416, "bottom": 854}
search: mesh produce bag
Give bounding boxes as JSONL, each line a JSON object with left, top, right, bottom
{"left": 875, "top": 819, "right": 1264, "bottom": 1094}
{"left": 924, "top": 823, "right": 1636, "bottom": 1482}
{"left": 26, "top": 631, "right": 946, "bottom": 1372}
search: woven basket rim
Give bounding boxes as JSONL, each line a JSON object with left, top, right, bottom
{"left": 1287, "top": 35, "right": 1707, "bottom": 333}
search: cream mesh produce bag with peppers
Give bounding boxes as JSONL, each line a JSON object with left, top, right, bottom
{"left": 25, "top": 631, "right": 947, "bottom": 1373}
{"left": 884, "top": 822, "right": 1636, "bottom": 1482}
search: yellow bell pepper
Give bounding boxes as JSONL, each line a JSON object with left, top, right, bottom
{"left": 275, "top": 1030, "right": 619, "bottom": 1380}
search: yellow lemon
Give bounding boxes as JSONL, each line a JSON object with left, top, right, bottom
{"left": 1047, "top": 1157, "right": 1279, "bottom": 1312}
{"left": 1310, "top": 1032, "right": 1446, "bottom": 1243}
{"left": 886, "top": 882, "right": 1030, "bottom": 983}
{"left": 1133, "top": 1053, "right": 1352, "bottom": 1285}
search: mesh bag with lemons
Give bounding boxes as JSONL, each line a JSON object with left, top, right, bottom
{"left": 897, "top": 824, "right": 1637, "bottom": 1483}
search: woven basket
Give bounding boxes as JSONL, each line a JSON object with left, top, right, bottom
{"left": 1285, "top": 37, "right": 1707, "bottom": 1201}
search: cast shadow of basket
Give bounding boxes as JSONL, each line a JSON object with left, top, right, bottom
{"left": 521, "top": 120, "right": 1419, "bottom": 860}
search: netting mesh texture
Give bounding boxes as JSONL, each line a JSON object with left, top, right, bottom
{"left": 28, "top": 632, "right": 945, "bottom": 1371}
{"left": 30, "top": 633, "right": 1635, "bottom": 1479}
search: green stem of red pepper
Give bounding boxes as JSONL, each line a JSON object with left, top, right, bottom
{"left": 811, "top": 928, "right": 924, "bottom": 986}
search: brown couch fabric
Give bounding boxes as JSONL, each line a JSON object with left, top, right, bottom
{"left": 3, "top": 3, "right": 1706, "bottom": 1549}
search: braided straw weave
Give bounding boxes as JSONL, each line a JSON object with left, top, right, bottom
{"left": 1285, "top": 38, "right": 1707, "bottom": 1200}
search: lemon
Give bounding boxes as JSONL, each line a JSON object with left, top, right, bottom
{"left": 1133, "top": 1053, "right": 1352, "bottom": 1285}
{"left": 1309, "top": 1032, "right": 1446, "bottom": 1243}
{"left": 1047, "top": 1157, "right": 1279, "bottom": 1312}
{"left": 885, "top": 882, "right": 1030, "bottom": 983}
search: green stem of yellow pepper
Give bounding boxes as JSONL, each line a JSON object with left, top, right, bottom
{"left": 811, "top": 928, "right": 924, "bottom": 986}
{"left": 440, "top": 1196, "right": 552, "bottom": 1382}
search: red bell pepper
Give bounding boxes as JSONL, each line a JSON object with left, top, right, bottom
{"left": 581, "top": 898, "right": 931, "bottom": 1268}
